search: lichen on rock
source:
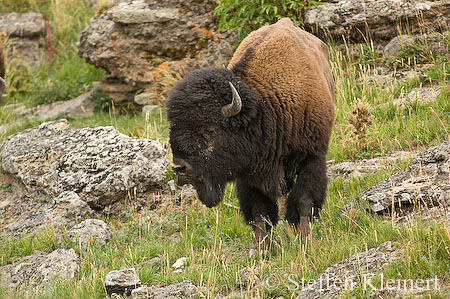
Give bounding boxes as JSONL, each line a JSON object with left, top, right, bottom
{"left": 0, "top": 120, "right": 169, "bottom": 210}
{"left": 0, "top": 249, "right": 80, "bottom": 289}
{"left": 304, "top": 0, "right": 450, "bottom": 41}
{"left": 343, "top": 140, "right": 450, "bottom": 224}
{"left": 78, "top": 0, "right": 236, "bottom": 102}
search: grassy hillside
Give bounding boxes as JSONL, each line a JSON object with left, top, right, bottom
{"left": 0, "top": 1, "right": 449, "bottom": 298}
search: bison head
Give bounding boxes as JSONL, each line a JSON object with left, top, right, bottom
{"left": 167, "top": 68, "right": 260, "bottom": 207}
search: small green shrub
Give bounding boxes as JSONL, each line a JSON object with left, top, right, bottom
{"left": 90, "top": 89, "right": 113, "bottom": 112}
{"left": 214, "top": 0, "right": 322, "bottom": 42}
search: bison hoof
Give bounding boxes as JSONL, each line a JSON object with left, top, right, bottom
{"left": 298, "top": 216, "right": 312, "bottom": 242}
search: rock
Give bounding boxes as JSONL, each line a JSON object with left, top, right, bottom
{"left": 137, "top": 256, "right": 161, "bottom": 269}
{"left": 93, "top": 81, "right": 137, "bottom": 104}
{"left": 134, "top": 92, "right": 159, "bottom": 105}
{"left": 0, "top": 249, "right": 80, "bottom": 289}
{"left": 405, "top": 86, "right": 441, "bottom": 104}
{"left": 107, "top": 2, "right": 179, "bottom": 24}
{"left": 104, "top": 267, "right": 142, "bottom": 296}
{"left": 0, "top": 120, "right": 168, "bottom": 210}
{"left": 0, "top": 12, "right": 50, "bottom": 66}
{"left": 236, "top": 266, "right": 260, "bottom": 289}
{"left": 0, "top": 123, "right": 11, "bottom": 136}
{"left": 328, "top": 151, "right": 413, "bottom": 179}
{"left": 167, "top": 180, "right": 176, "bottom": 194}
{"left": 297, "top": 242, "right": 402, "bottom": 298}
{"left": 142, "top": 105, "right": 159, "bottom": 114}
{"left": 131, "top": 280, "right": 199, "bottom": 299}
{"left": 342, "top": 141, "right": 450, "bottom": 224}
{"left": 0, "top": 191, "right": 93, "bottom": 236}
{"left": 2, "top": 102, "right": 27, "bottom": 114}
{"left": 304, "top": 0, "right": 450, "bottom": 41}
{"left": 78, "top": 0, "right": 235, "bottom": 91}
{"left": 92, "top": 81, "right": 137, "bottom": 93}
{"left": 397, "top": 205, "right": 450, "bottom": 226}
{"left": 178, "top": 184, "right": 197, "bottom": 200}
{"left": 384, "top": 35, "right": 416, "bottom": 58}
{"left": 66, "top": 219, "right": 111, "bottom": 249}
{"left": 172, "top": 257, "right": 187, "bottom": 269}
{"left": 19, "top": 92, "right": 96, "bottom": 121}
{"left": 0, "top": 12, "right": 45, "bottom": 38}
{"left": 366, "top": 65, "right": 432, "bottom": 87}
{"left": 384, "top": 32, "right": 450, "bottom": 59}
{"left": 388, "top": 86, "right": 441, "bottom": 107}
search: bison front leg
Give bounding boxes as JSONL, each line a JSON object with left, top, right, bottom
{"left": 236, "top": 180, "right": 278, "bottom": 254}
{"left": 285, "top": 154, "right": 327, "bottom": 241}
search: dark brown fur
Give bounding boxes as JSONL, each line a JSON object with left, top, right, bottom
{"left": 167, "top": 18, "right": 335, "bottom": 245}
{"left": 0, "top": 48, "right": 4, "bottom": 79}
{"left": 0, "top": 39, "right": 5, "bottom": 102}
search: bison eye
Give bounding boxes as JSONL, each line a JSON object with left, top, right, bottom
{"left": 202, "top": 126, "right": 217, "bottom": 136}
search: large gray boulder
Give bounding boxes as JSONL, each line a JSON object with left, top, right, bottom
{"left": 0, "top": 120, "right": 168, "bottom": 209}
{"left": 304, "top": 0, "right": 450, "bottom": 41}
{"left": 0, "top": 12, "right": 50, "bottom": 66}
{"left": 343, "top": 140, "right": 450, "bottom": 224}
{"left": 78, "top": 0, "right": 235, "bottom": 91}
{"left": 0, "top": 249, "right": 80, "bottom": 289}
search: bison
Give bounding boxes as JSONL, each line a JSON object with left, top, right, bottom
{"left": 167, "top": 18, "right": 335, "bottom": 249}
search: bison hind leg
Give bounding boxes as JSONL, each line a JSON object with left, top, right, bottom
{"left": 285, "top": 154, "right": 327, "bottom": 240}
{"left": 236, "top": 180, "right": 278, "bottom": 252}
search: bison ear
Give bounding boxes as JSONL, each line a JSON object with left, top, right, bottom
{"left": 222, "top": 82, "right": 242, "bottom": 117}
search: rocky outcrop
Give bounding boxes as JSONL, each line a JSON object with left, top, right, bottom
{"left": 343, "top": 141, "right": 450, "bottom": 224}
{"left": 0, "top": 12, "right": 51, "bottom": 66}
{"left": 297, "top": 242, "right": 402, "bottom": 298}
{"left": 0, "top": 249, "right": 80, "bottom": 289}
{"left": 0, "top": 120, "right": 168, "bottom": 210}
{"left": 78, "top": 0, "right": 235, "bottom": 101}
{"left": 304, "top": 0, "right": 450, "bottom": 41}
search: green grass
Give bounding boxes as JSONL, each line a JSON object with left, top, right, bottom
{"left": 1, "top": 163, "right": 448, "bottom": 298}
{"left": 1, "top": 0, "right": 104, "bottom": 107}
{"left": 0, "top": 1, "right": 449, "bottom": 298}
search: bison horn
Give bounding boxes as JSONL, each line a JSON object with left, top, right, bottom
{"left": 222, "top": 82, "right": 242, "bottom": 117}
{"left": 0, "top": 77, "right": 5, "bottom": 96}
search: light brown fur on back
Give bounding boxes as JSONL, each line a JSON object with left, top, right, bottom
{"left": 227, "top": 18, "right": 335, "bottom": 153}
